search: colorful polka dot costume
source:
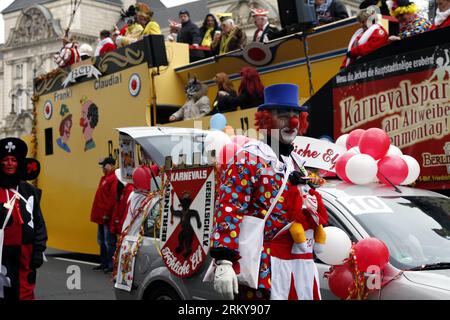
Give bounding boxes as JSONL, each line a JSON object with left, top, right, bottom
{"left": 399, "top": 14, "right": 431, "bottom": 39}
{"left": 212, "top": 145, "right": 301, "bottom": 291}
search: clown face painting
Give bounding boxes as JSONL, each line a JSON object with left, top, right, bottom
{"left": 56, "top": 114, "right": 73, "bottom": 153}
{"left": 79, "top": 99, "right": 99, "bottom": 151}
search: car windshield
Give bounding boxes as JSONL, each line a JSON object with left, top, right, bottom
{"left": 136, "top": 134, "right": 206, "bottom": 166}
{"left": 350, "top": 196, "right": 450, "bottom": 270}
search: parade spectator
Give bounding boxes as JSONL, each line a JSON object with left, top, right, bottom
{"left": 341, "top": 7, "right": 389, "bottom": 68}
{"left": 78, "top": 43, "right": 93, "bottom": 61}
{"left": 95, "top": 30, "right": 117, "bottom": 57}
{"left": 136, "top": 2, "right": 161, "bottom": 36}
{"left": 431, "top": 0, "right": 450, "bottom": 29}
{"left": 90, "top": 156, "right": 118, "bottom": 273}
{"left": 169, "top": 77, "right": 210, "bottom": 121}
{"left": 211, "top": 72, "right": 237, "bottom": 114}
{"left": 315, "top": 0, "right": 349, "bottom": 25}
{"left": 216, "top": 66, "right": 264, "bottom": 112}
{"left": 0, "top": 137, "right": 47, "bottom": 300}
{"left": 251, "top": 8, "right": 280, "bottom": 43}
{"left": 115, "top": 5, "right": 144, "bottom": 47}
{"left": 200, "top": 14, "right": 220, "bottom": 58}
{"left": 110, "top": 169, "right": 134, "bottom": 236}
{"left": 388, "top": 0, "right": 431, "bottom": 40}
{"left": 54, "top": 35, "right": 80, "bottom": 68}
{"left": 360, "top": 0, "right": 391, "bottom": 16}
{"left": 176, "top": 9, "right": 204, "bottom": 62}
{"left": 211, "top": 14, "right": 247, "bottom": 55}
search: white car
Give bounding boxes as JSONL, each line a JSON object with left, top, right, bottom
{"left": 114, "top": 128, "right": 450, "bottom": 300}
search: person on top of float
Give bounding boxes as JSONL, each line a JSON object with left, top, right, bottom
{"left": 251, "top": 8, "right": 280, "bottom": 43}
{"left": 0, "top": 137, "right": 47, "bottom": 300}
{"left": 387, "top": 0, "right": 431, "bottom": 40}
{"left": 431, "top": 0, "right": 450, "bottom": 29}
{"left": 341, "top": 6, "right": 389, "bottom": 68}
{"left": 54, "top": 35, "right": 80, "bottom": 68}
{"left": 210, "top": 83, "right": 328, "bottom": 300}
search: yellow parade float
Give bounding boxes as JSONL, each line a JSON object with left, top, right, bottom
{"left": 30, "top": 14, "right": 450, "bottom": 255}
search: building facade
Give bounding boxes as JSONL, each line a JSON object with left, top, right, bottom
{"left": 0, "top": 0, "right": 122, "bottom": 138}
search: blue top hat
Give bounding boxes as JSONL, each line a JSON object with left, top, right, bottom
{"left": 257, "top": 84, "right": 308, "bottom": 112}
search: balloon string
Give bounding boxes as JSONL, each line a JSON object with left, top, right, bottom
{"left": 346, "top": 141, "right": 402, "bottom": 193}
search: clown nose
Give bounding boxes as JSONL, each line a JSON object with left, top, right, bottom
{"left": 289, "top": 116, "right": 299, "bottom": 129}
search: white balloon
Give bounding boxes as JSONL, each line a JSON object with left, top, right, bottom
{"left": 316, "top": 226, "right": 352, "bottom": 265}
{"left": 204, "top": 130, "right": 231, "bottom": 154}
{"left": 400, "top": 155, "right": 420, "bottom": 185}
{"left": 336, "top": 134, "right": 349, "bottom": 148}
{"left": 345, "top": 154, "right": 377, "bottom": 185}
{"left": 348, "top": 146, "right": 360, "bottom": 155}
{"left": 387, "top": 145, "right": 403, "bottom": 156}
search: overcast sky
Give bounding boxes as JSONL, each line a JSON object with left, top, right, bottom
{"left": 0, "top": 0, "right": 15, "bottom": 44}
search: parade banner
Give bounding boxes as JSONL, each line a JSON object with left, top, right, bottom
{"left": 160, "top": 166, "right": 215, "bottom": 278}
{"left": 293, "top": 137, "right": 346, "bottom": 172}
{"left": 62, "top": 65, "right": 102, "bottom": 88}
{"left": 333, "top": 44, "right": 450, "bottom": 190}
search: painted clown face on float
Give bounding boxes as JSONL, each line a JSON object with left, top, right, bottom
{"left": 255, "top": 84, "right": 309, "bottom": 146}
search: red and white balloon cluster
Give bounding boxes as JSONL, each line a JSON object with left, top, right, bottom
{"left": 335, "top": 128, "right": 420, "bottom": 186}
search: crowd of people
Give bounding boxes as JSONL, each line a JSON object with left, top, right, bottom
{"left": 167, "top": 66, "right": 265, "bottom": 122}
{"left": 53, "top": 1, "right": 449, "bottom": 68}
{"left": 53, "top": 3, "right": 281, "bottom": 67}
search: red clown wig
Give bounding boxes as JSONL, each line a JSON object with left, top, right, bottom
{"left": 254, "top": 109, "right": 309, "bottom": 135}
{"left": 239, "top": 66, "right": 265, "bottom": 98}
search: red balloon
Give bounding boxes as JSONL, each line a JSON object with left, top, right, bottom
{"left": 218, "top": 142, "right": 239, "bottom": 166}
{"left": 132, "top": 165, "right": 151, "bottom": 191}
{"left": 354, "top": 238, "right": 390, "bottom": 272}
{"left": 377, "top": 155, "right": 408, "bottom": 186}
{"left": 335, "top": 152, "right": 354, "bottom": 183}
{"left": 150, "top": 164, "right": 159, "bottom": 177}
{"left": 230, "top": 135, "right": 250, "bottom": 148}
{"left": 328, "top": 262, "right": 355, "bottom": 299}
{"left": 359, "top": 128, "right": 390, "bottom": 160}
{"left": 346, "top": 129, "right": 365, "bottom": 150}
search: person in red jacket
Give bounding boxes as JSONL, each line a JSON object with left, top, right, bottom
{"left": 431, "top": 0, "right": 450, "bottom": 29}
{"left": 110, "top": 169, "right": 134, "bottom": 236}
{"left": 341, "top": 6, "right": 388, "bottom": 68}
{"left": 90, "top": 156, "right": 118, "bottom": 273}
{"left": 94, "top": 30, "right": 117, "bottom": 57}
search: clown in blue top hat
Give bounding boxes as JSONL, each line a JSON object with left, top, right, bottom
{"left": 255, "top": 83, "right": 309, "bottom": 149}
{"left": 209, "top": 83, "right": 328, "bottom": 302}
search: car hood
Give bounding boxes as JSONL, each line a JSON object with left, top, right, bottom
{"left": 403, "top": 269, "right": 450, "bottom": 291}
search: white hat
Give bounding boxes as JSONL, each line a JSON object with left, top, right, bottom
{"left": 79, "top": 43, "right": 94, "bottom": 57}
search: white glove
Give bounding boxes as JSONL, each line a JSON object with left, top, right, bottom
{"left": 213, "top": 260, "right": 238, "bottom": 300}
